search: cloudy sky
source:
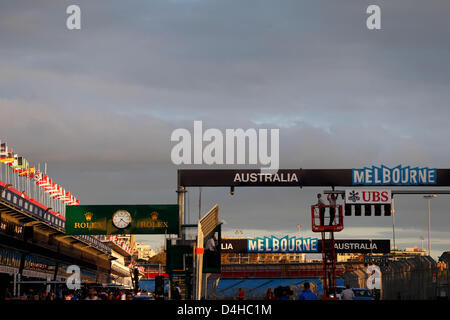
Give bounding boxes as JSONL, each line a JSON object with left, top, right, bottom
{"left": 1, "top": 0, "right": 450, "bottom": 258}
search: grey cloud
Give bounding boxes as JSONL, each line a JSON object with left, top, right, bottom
{"left": 0, "top": 98, "right": 174, "bottom": 164}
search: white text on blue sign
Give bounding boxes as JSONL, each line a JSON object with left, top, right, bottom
{"left": 352, "top": 165, "right": 436, "bottom": 185}
{"left": 247, "top": 236, "right": 319, "bottom": 253}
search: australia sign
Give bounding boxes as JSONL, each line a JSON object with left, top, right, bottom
{"left": 321, "top": 239, "right": 391, "bottom": 254}
{"left": 66, "top": 204, "right": 179, "bottom": 235}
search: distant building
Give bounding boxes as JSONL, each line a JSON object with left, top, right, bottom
{"left": 222, "top": 252, "right": 306, "bottom": 264}
{"left": 391, "top": 246, "right": 426, "bottom": 256}
{"left": 336, "top": 253, "right": 363, "bottom": 262}
{"left": 134, "top": 242, "right": 156, "bottom": 262}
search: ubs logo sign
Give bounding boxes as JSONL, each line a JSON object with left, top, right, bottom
{"left": 345, "top": 189, "right": 391, "bottom": 204}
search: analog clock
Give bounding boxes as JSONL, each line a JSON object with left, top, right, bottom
{"left": 112, "top": 210, "right": 132, "bottom": 229}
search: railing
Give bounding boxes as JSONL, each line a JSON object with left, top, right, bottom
{"left": 1, "top": 182, "right": 110, "bottom": 254}
{"left": 311, "top": 204, "right": 344, "bottom": 232}
{"left": 75, "top": 235, "right": 111, "bottom": 254}
{"left": 1, "top": 183, "right": 65, "bottom": 230}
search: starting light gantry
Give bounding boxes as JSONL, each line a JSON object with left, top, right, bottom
{"left": 176, "top": 167, "right": 450, "bottom": 299}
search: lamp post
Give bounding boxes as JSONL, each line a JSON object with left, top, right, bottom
{"left": 297, "top": 224, "right": 302, "bottom": 262}
{"left": 423, "top": 195, "right": 437, "bottom": 257}
{"left": 391, "top": 197, "right": 396, "bottom": 252}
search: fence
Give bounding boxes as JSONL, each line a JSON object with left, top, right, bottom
{"left": 343, "top": 255, "right": 447, "bottom": 300}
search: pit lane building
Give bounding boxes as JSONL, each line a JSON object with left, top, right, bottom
{"left": 0, "top": 181, "right": 131, "bottom": 297}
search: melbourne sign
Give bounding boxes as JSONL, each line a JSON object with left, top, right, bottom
{"left": 66, "top": 204, "right": 178, "bottom": 235}
{"left": 352, "top": 165, "right": 437, "bottom": 186}
{"left": 221, "top": 236, "right": 320, "bottom": 253}
{"left": 248, "top": 236, "right": 319, "bottom": 253}
{"left": 345, "top": 189, "right": 391, "bottom": 204}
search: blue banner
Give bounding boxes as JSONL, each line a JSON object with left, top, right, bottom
{"left": 352, "top": 165, "right": 436, "bottom": 186}
{"left": 247, "top": 236, "right": 319, "bottom": 253}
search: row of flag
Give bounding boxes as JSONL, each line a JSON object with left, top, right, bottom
{"left": 0, "top": 140, "right": 79, "bottom": 206}
{"left": 107, "top": 235, "right": 133, "bottom": 254}
{"left": 0, "top": 143, "right": 35, "bottom": 176}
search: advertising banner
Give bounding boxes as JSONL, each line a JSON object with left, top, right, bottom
{"left": 345, "top": 189, "right": 392, "bottom": 204}
{"left": 320, "top": 239, "right": 391, "bottom": 254}
{"left": 66, "top": 204, "right": 179, "bottom": 235}
{"left": 247, "top": 236, "right": 319, "bottom": 253}
{"left": 221, "top": 236, "right": 320, "bottom": 254}
{"left": 178, "top": 166, "right": 447, "bottom": 187}
{"left": 352, "top": 165, "right": 437, "bottom": 186}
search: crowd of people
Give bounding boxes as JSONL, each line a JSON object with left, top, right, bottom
{"left": 236, "top": 282, "right": 319, "bottom": 301}
{"left": 4, "top": 286, "right": 153, "bottom": 301}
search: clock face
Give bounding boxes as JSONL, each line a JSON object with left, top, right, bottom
{"left": 112, "top": 210, "right": 132, "bottom": 229}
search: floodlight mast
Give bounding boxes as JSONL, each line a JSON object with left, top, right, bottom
{"left": 176, "top": 186, "right": 186, "bottom": 238}
{"left": 423, "top": 195, "right": 437, "bottom": 257}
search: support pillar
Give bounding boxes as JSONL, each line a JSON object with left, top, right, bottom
{"left": 177, "top": 186, "right": 186, "bottom": 239}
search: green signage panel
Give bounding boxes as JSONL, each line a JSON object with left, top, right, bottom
{"left": 65, "top": 204, "right": 179, "bottom": 235}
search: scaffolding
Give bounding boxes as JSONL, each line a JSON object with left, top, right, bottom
{"left": 311, "top": 204, "right": 344, "bottom": 299}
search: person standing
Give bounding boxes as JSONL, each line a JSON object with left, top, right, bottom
{"left": 317, "top": 194, "right": 326, "bottom": 226}
{"left": 274, "top": 286, "right": 282, "bottom": 300}
{"left": 172, "top": 283, "right": 182, "bottom": 300}
{"left": 341, "top": 285, "right": 355, "bottom": 300}
{"left": 85, "top": 288, "right": 99, "bottom": 300}
{"left": 279, "top": 289, "right": 289, "bottom": 300}
{"left": 264, "top": 288, "right": 275, "bottom": 300}
{"left": 298, "top": 282, "right": 317, "bottom": 300}
{"left": 205, "top": 235, "right": 217, "bottom": 269}
{"left": 237, "top": 288, "right": 245, "bottom": 300}
{"left": 327, "top": 193, "right": 338, "bottom": 226}
{"left": 290, "top": 285, "right": 298, "bottom": 300}
{"left": 206, "top": 235, "right": 216, "bottom": 252}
